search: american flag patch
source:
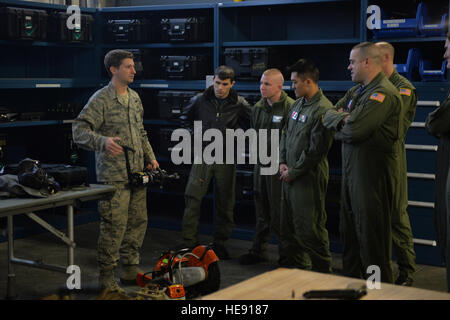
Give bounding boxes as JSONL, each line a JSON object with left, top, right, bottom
{"left": 399, "top": 88, "right": 412, "bottom": 96}
{"left": 370, "top": 92, "right": 386, "bottom": 103}
{"left": 291, "top": 111, "right": 299, "bottom": 120}
{"left": 347, "top": 99, "right": 353, "bottom": 111}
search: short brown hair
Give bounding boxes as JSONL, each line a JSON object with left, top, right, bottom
{"left": 352, "top": 42, "right": 382, "bottom": 66}
{"left": 214, "top": 65, "right": 235, "bottom": 82}
{"left": 104, "top": 49, "right": 134, "bottom": 77}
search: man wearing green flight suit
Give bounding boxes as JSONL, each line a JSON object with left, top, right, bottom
{"left": 323, "top": 42, "right": 403, "bottom": 284}
{"left": 425, "top": 33, "right": 450, "bottom": 292}
{"left": 239, "top": 68, "right": 294, "bottom": 265}
{"left": 180, "top": 65, "right": 252, "bottom": 259}
{"left": 278, "top": 59, "right": 334, "bottom": 273}
{"left": 73, "top": 50, "right": 159, "bottom": 293}
{"left": 376, "top": 41, "right": 418, "bottom": 286}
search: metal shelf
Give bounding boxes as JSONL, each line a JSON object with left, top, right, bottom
{"left": 0, "top": 0, "right": 96, "bottom": 12}
{"left": 0, "top": 120, "right": 73, "bottom": 128}
{"left": 218, "top": 0, "right": 350, "bottom": 8}
{"left": 0, "top": 78, "right": 100, "bottom": 89}
{"left": 370, "top": 36, "right": 447, "bottom": 43}
{"left": 0, "top": 40, "right": 95, "bottom": 48}
{"left": 234, "top": 80, "right": 354, "bottom": 92}
{"left": 99, "top": 3, "right": 216, "bottom": 13}
{"left": 130, "top": 80, "right": 207, "bottom": 90}
{"left": 102, "top": 42, "right": 214, "bottom": 49}
{"left": 222, "top": 38, "right": 360, "bottom": 47}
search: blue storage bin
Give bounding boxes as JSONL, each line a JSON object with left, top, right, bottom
{"left": 419, "top": 59, "right": 447, "bottom": 81}
{"left": 418, "top": 2, "right": 448, "bottom": 37}
{"left": 372, "top": 5, "right": 420, "bottom": 39}
{"left": 394, "top": 48, "right": 421, "bottom": 81}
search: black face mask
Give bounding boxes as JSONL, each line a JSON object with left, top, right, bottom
{"left": 17, "top": 158, "right": 60, "bottom": 194}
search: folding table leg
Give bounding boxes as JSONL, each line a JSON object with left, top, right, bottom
{"left": 6, "top": 215, "right": 17, "bottom": 300}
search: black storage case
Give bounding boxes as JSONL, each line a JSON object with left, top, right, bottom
{"left": 128, "top": 48, "right": 145, "bottom": 79}
{"left": 106, "top": 19, "right": 150, "bottom": 43}
{"left": 157, "top": 90, "right": 197, "bottom": 119}
{"left": 239, "top": 92, "right": 261, "bottom": 106}
{"left": 235, "top": 170, "right": 254, "bottom": 201}
{"left": 41, "top": 164, "right": 89, "bottom": 189}
{"left": 224, "top": 47, "right": 269, "bottom": 80}
{"left": 157, "top": 127, "right": 178, "bottom": 158}
{"left": 0, "top": 6, "right": 48, "bottom": 40}
{"left": 160, "top": 17, "right": 209, "bottom": 42}
{"left": 160, "top": 55, "right": 209, "bottom": 80}
{"left": 48, "top": 11, "right": 94, "bottom": 42}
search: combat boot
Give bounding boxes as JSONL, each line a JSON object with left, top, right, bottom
{"left": 120, "top": 265, "right": 144, "bottom": 285}
{"left": 99, "top": 269, "right": 125, "bottom": 294}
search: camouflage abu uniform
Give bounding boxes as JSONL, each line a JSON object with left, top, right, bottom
{"left": 72, "top": 81, "right": 156, "bottom": 272}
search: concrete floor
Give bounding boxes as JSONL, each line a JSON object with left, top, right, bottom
{"left": 0, "top": 221, "right": 448, "bottom": 300}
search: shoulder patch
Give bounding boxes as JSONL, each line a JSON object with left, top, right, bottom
{"left": 370, "top": 92, "right": 386, "bottom": 103}
{"left": 399, "top": 88, "right": 412, "bottom": 96}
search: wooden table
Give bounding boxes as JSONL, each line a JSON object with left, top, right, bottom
{"left": 201, "top": 268, "right": 450, "bottom": 300}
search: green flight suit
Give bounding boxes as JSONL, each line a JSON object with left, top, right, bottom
{"left": 279, "top": 89, "right": 334, "bottom": 273}
{"left": 388, "top": 70, "right": 418, "bottom": 281}
{"left": 323, "top": 72, "right": 403, "bottom": 284}
{"left": 249, "top": 90, "right": 294, "bottom": 259}
{"left": 72, "top": 82, "right": 156, "bottom": 272}
{"left": 425, "top": 90, "right": 450, "bottom": 292}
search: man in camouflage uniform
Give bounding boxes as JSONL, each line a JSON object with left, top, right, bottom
{"left": 239, "top": 69, "right": 294, "bottom": 265}
{"left": 72, "top": 50, "right": 159, "bottom": 293}
{"left": 279, "top": 59, "right": 334, "bottom": 273}
{"left": 376, "top": 41, "right": 418, "bottom": 286}
{"left": 323, "top": 42, "right": 403, "bottom": 283}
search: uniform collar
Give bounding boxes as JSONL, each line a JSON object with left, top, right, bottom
{"left": 300, "top": 88, "right": 323, "bottom": 107}
{"left": 106, "top": 81, "right": 132, "bottom": 101}
{"left": 261, "top": 90, "right": 288, "bottom": 111}
{"left": 388, "top": 69, "right": 400, "bottom": 83}
{"left": 204, "top": 85, "right": 238, "bottom": 104}
{"left": 364, "top": 72, "right": 386, "bottom": 92}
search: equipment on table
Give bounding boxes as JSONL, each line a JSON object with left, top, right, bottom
{"left": 303, "top": 282, "right": 367, "bottom": 300}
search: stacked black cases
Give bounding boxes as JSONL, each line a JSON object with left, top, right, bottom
{"left": 106, "top": 19, "right": 150, "bottom": 43}
{"left": 0, "top": 6, "right": 47, "bottom": 40}
{"left": 127, "top": 49, "right": 144, "bottom": 79}
{"left": 157, "top": 127, "right": 179, "bottom": 158}
{"left": 157, "top": 91, "right": 197, "bottom": 120}
{"left": 160, "top": 17, "right": 210, "bottom": 42}
{"left": 160, "top": 55, "right": 209, "bottom": 80}
{"left": 235, "top": 171, "right": 254, "bottom": 201}
{"left": 49, "top": 12, "right": 94, "bottom": 42}
{"left": 239, "top": 92, "right": 261, "bottom": 106}
{"left": 224, "top": 47, "right": 269, "bottom": 80}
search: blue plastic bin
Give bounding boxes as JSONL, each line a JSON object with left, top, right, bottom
{"left": 394, "top": 48, "right": 421, "bottom": 81}
{"left": 418, "top": 2, "right": 448, "bottom": 37}
{"left": 419, "top": 59, "right": 447, "bottom": 81}
{"left": 372, "top": 5, "right": 420, "bottom": 39}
